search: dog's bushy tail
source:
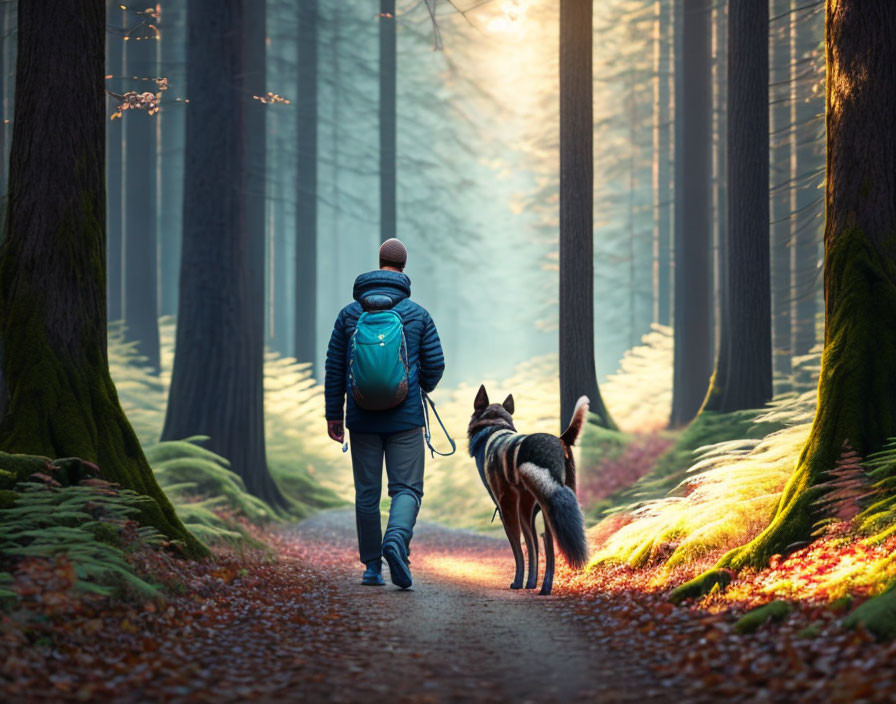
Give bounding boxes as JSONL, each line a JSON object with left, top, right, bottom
{"left": 519, "top": 463, "right": 589, "bottom": 570}
{"left": 546, "top": 486, "right": 589, "bottom": 569}
{"left": 560, "top": 396, "right": 590, "bottom": 447}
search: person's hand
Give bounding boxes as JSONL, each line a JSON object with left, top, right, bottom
{"left": 327, "top": 420, "right": 344, "bottom": 444}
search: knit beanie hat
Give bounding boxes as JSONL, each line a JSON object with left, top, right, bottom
{"left": 379, "top": 238, "right": 407, "bottom": 270}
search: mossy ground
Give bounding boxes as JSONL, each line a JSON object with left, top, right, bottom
{"left": 668, "top": 226, "right": 896, "bottom": 609}
{"left": 733, "top": 600, "right": 792, "bottom": 634}
{"left": 844, "top": 583, "right": 896, "bottom": 639}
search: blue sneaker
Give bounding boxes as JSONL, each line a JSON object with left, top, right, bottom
{"left": 361, "top": 560, "right": 384, "bottom": 586}
{"left": 382, "top": 539, "right": 412, "bottom": 589}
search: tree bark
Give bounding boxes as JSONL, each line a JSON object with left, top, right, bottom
{"left": 770, "top": 0, "right": 793, "bottom": 379}
{"left": 669, "top": 0, "right": 713, "bottom": 427}
{"left": 379, "top": 0, "right": 396, "bottom": 242}
{"left": 0, "top": 3, "right": 7, "bottom": 199}
{"left": 711, "top": 1, "right": 728, "bottom": 365}
{"left": 295, "top": 0, "right": 318, "bottom": 369}
{"left": 0, "top": 0, "right": 202, "bottom": 554}
{"left": 702, "top": 0, "right": 771, "bottom": 413}
{"left": 106, "top": 1, "right": 124, "bottom": 321}
{"left": 163, "top": 0, "right": 287, "bottom": 508}
{"left": 559, "top": 0, "right": 615, "bottom": 432}
{"left": 0, "top": 2, "right": 13, "bottom": 200}
{"left": 678, "top": 0, "right": 896, "bottom": 590}
{"left": 123, "top": 31, "right": 161, "bottom": 372}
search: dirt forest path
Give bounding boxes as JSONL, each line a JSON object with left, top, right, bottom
{"left": 286, "top": 509, "right": 674, "bottom": 703}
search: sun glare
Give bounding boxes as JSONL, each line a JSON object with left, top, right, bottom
{"left": 486, "top": 0, "right": 531, "bottom": 37}
{"left": 421, "top": 551, "right": 509, "bottom": 587}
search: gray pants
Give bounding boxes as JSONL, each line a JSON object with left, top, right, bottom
{"left": 349, "top": 427, "right": 425, "bottom": 565}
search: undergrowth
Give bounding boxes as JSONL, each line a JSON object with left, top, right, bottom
{"left": 105, "top": 318, "right": 681, "bottom": 536}
{"left": 108, "top": 319, "right": 343, "bottom": 545}
{"left": 600, "top": 323, "right": 673, "bottom": 433}
{"left": 0, "top": 480, "right": 164, "bottom": 603}
{"left": 590, "top": 389, "right": 817, "bottom": 569}
{"left": 588, "top": 341, "right": 896, "bottom": 608}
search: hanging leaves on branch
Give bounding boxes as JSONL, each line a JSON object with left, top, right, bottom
{"left": 109, "top": 3, "right": 162, "bottom": 41}
{"left": 253, "top": 92, "right": 291, "bottom": 106}
{"left": 106, "top": 4, "right": 164, "bottom": 120}
{"left": 107, "top": 78, "right": 168, "bottom": 120}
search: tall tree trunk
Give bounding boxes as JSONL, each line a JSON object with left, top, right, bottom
{"left": 0, "top": 4, "right": 7, "bottom": 199}
{"left": 106, "top": 1, "right": 124, "bottom": 321}
{"left": 627, "top": 29, "right": 637, "bottom": 351}
{"left": 669, "top": 0, "right": 713, "bottom": 427}
{"left": 711, "top": 1, "right": 728, "bottom": 362}
{"left": 163, "top": 0, "right": 286, "bottom": 508}
{"left": 791, "top": 1, "right": 821, "bottom": 357}
{"left": 559, "top": 0, "right": 615, "bottom": 431}
{"left": 677, "top": 0, "right": 896, "bottom": 594}
{"left": 123, "top": 32, "right": 161, "bottom": 372}
{"left": 272, "top": 151, "right": 289, "bottom": 355}
{"left": 702, "top": 0, "right": 771, "bottom": 413}
{"left": 653, "top": 0, "right": 673, "bottom": 327}
{"left": 244, "top": 0, "right": 267, "bottom": 428}
{"left": 0, "top": 2, "right": 13, "bottom": 199}
{"left": 0, "top": 0, "right": 202, "bottom": 554}
{"left": 158, "top": 1, "right": 185, "bottom": 318}
{"left": 770, "top": 0, "right": 792, "bottom": 379}
{"left": 328, "top": 2, "right": 343, "bottom": 309}
{"left": 379, "top": 0, "right": 396, "bottom": 242}
{"left": 295, "top": 0, "right": 318, "bottom": 368}
{"left": 267, "top": 124, "right": 290, "bottom": 356}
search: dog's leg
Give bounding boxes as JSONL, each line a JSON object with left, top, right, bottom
{"left": 539, "top": 516, "right": 555, "bottom": 596}
{"left": 498, "top": 491, "right": 525, "bottom": 590}
{"left": 519, "top": 492, "right": 539, "bottom": 589}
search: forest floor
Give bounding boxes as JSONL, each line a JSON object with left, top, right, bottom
{"left": 4, "top": 508, "right": 896, "bottom": 703}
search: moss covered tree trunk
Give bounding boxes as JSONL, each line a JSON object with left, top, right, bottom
{"left": 673, "top": 0, "right": 896, "bottom": 600}
{"left": 162, "top": 0, "right": 287, "bottom": 509}
{"left": 559, "top": 0, "right": 615, "bottom": 432}
{"left": 0, "top": 0, "right": 203, "bottom": 555}
{"left": 702, "top": 0, "right": 772, "bottom": 413}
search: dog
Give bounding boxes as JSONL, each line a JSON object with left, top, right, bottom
{"left": 468, "top": 385, "right": 589, "bottom": 595}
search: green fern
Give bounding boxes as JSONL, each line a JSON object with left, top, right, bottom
{"left": 108, "top": 318, "right": 344, "bottom": 538}
{"left": 856, "top": 438, "right": 896, "bottom": 540}
{"left": 812, "top": 442, "right": 875, "bottom": 536}
{"left": 0, "top": 482, "right": 162, "bottom": 603}
{"left": 149, "top": 440, "right": 276, "bottom": 524}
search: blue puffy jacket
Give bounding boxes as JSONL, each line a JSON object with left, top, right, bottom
{"left": 325, "top": 270, "right": 445, "bottom": 434}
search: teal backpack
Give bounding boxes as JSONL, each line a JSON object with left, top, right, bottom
{"left": 349, "top": 309, "right": 410, "bottom": 410}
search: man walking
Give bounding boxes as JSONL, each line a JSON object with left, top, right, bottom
{"left": 324, "top": 238, "right": 445, "bottom": 588}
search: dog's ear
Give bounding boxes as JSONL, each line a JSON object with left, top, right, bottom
{"left": 474, "top": 385, "right": 489, "bottom": 411}
{"left": 502, "top": 394, "right": 514, "bottom": 415}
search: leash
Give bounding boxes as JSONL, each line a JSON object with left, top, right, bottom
{"left": 421, "top": 391, "right": 456, "bottom": 457}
